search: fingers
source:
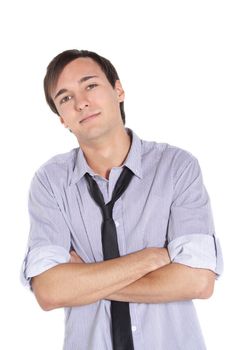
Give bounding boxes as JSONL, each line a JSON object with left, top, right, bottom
{"left": 69, "top": 250, "right": 84, "bottom": 264}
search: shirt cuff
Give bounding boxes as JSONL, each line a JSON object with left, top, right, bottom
{"left": 20, "top": 245, "right": 71, "bottom": 290}
{"left": 167, "top": 234, "right": 223, "bottom": 277}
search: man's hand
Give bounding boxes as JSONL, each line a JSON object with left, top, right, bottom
{"left": 69, "top": 250, "right": 85, "bottom": 264}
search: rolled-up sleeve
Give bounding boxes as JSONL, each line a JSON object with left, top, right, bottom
{"left": 20, "top": 169, "right": 71, "bottom": 289}
{"left": 167, "top": 155, "right": 223, "bottom": 276}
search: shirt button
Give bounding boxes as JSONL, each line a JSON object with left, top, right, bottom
{"left": 115, "top": 220, "right": 120, "bottom": 227}
{"left": 132, "top": 325, "right": 137, "bottom": 332}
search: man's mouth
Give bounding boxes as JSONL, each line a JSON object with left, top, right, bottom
{"left": 79, "top": 112, "right": 101, "bottom": 124}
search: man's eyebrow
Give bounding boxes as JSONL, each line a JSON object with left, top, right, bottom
{"left": 54, "top": 75, "right": 99, "bottom": 100}
{"left": 79, "top": 75, "right": 98, "bottom": 83}
{"left": 54, "top": 89, "right": 68, "bottom": 100}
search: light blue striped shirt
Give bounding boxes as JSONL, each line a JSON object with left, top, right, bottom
{"left": 21, "top": 127, "right": 223, "bottom": 350}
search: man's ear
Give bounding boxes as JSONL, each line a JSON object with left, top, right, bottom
{"left": 114, "top": 80, "right": 125, "bottom": 103}
{"left": 59, "top": 116, "right": 68, "bottom": 128}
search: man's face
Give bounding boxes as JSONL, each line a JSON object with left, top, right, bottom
{"left": 52, "top": 57, "right": 125, "bottom": 145}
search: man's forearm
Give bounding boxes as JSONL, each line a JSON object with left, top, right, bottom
{"left": 106, "top": 263, "right": 216, "bottom": 303}
{"left": 31, "top": 248, "right": 169, "bottom": 310}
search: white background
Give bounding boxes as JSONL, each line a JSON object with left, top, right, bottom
{"left": 0, "top": 0, "right": 232, "bottom": 349}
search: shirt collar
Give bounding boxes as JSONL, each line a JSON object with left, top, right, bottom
{"left": 71, "top": 127, "right": 143, "bottom": 185}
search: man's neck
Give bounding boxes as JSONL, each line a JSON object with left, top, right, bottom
{"left": 80, "top": 127, "right": 132, "bottom": 180}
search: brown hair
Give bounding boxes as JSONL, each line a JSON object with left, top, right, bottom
{"left": 43, "top": 49, "right": 126, "bottom": 125}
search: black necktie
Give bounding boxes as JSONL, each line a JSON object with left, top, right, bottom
{"left": 85, "top": 166, "right": 135, "bottom": 350}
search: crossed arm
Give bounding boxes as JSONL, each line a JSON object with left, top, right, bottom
{"left": 31, "top": 248, "right": 216, "bottom": 311}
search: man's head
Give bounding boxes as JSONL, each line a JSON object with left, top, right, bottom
{"left": 44, "top": 49, "right": 126, "bottom": 125}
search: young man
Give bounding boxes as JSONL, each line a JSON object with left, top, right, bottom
{"left": 21, "top": 49, "right": 223, "bottom": 350}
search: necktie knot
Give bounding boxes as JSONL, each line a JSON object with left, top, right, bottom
{"left": 85, "top": 167, "right": 134, "bottom": 222}
{"left": 103, "top": 202, "right": 113, "bottom": 220}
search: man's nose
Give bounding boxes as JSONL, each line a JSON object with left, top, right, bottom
{"left": 74, "top": 94, "right": 89, "bottom": 111}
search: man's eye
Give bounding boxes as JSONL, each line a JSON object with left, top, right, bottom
{"left": 87, "top": 83, "right": 98, "bottom": 90}
{"left": 60, "top": 95, "right": 72, "bottom": 104}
